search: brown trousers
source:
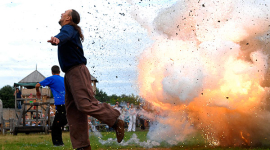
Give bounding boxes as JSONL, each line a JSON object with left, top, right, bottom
{"left": 64, "top": 64, "right": 120, "bottom": 149}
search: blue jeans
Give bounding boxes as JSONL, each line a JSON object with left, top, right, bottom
{"left": 17, "top": 101, "right": 21, "bottom": 109}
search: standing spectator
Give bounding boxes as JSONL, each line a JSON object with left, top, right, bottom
{"left": 36, "top": 65, "right": 67, "bottom": 146}
{"left": 109, "top": 101, "right": 123, "bottom": 131}
{"left": 113, "top": 101, "right": 122, "bottom": 113}
{"left": 123, "top": 102, "right": 130, "bottom": 128}
{"left": 47, "top": 9, "right": 124, "bottom": 150}
{"left": 137, "top": 106, "right": 145, "bottom": 130}
{"left": 14, "top": 88, "right": 22, "bottom": 109}
{"left": 128, "top": 104, "right": 137, "bottom": 132}
{"left": 125, "top": 102, "right": 130, "bottom": 110}
{"left": 88, "top": 116, "right": 93, "bottom": 132}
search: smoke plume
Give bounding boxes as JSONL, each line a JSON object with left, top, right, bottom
{"left": 137, "top": 0, "right": 270, "bottom": 146}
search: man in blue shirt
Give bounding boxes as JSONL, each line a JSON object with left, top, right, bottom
{"left": 35, "top": 65, "right": 67, "bottom": 146}
{"left": 14, "top": 88, "right": 22, "bottom": 109}
{"left": 47, "top": 9, "right": 124, "bottom": 150}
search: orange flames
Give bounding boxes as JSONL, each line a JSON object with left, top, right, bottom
{"left": 137, "top": 38, "right": 269, "bottom": 146}
{"left": 135, "top": 0, "right": 270, "bottom": 146}
{"left": 240, "top": 131, "right": 250, "bottom": 146}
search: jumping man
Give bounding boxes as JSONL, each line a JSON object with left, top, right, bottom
{"left": 47, "top": 9, "right": 124, "bottom": 150}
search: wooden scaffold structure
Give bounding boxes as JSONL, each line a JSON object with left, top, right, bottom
{"left": 12, "top": 69, "right": 51, "bottom": 135}
{"left": 13, "top": 86, "right": 51, "bottom": 135}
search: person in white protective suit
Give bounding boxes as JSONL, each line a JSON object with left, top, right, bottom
{"left": 127, "top": 104, "right": 137, "bottom": 132}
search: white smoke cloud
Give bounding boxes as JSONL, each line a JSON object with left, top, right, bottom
{"left": 136, "top": 0, "right": 270, "bottom": 147}
{"left": 99, "top": 133, "right": 160, "bottom": 148}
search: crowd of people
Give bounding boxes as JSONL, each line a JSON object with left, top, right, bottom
{"left": 88, "top": 101, "right": 150, "bottom": 132}
{"left": 15, "top": 88, "right": 153, "bottom": 134}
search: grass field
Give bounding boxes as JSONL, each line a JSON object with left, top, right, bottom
{"left": 0, "top": 129, "right": 270, "bottom": 150}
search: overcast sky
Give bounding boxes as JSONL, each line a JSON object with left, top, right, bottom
{"left": 0, "top": 0, "right": 177, "bottom": 96}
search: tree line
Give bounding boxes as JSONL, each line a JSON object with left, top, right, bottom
{"left": 0, "top": 85, "right": 140, "bottom": 108}
{"left": 94, "top": 88, "right": 140, "bottom": 105}
{"left": 0, "top": 85, "right": 15, "bottom": 108}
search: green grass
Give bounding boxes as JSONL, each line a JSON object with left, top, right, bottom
{"left": 0, "top": 130, "right": 270, "bottom": 150}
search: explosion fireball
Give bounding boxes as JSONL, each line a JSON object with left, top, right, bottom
{"left": 137, "top": 0, "right": 270, "bottom": 146}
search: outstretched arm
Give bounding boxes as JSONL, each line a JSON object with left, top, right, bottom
{"left": 47, "top": 36, "right": 60, "bottom": 45}
{"left": 48, "top": 25, "right": 74, "bottom": 46}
